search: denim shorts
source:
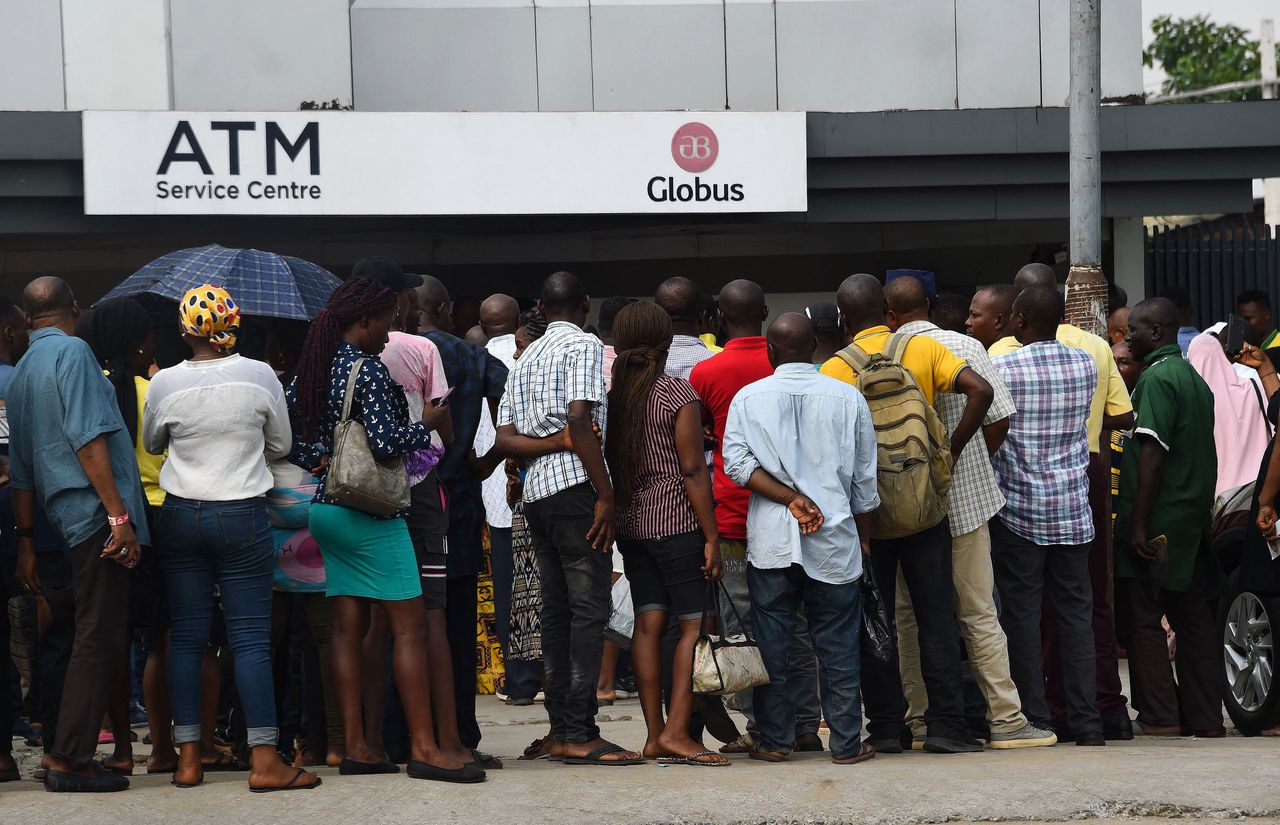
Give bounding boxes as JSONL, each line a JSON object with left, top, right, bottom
{"left": 618, "top": 531, "right": 708, "bottom": 621}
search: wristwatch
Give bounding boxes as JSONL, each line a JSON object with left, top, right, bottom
{"left": 107, "top": 512, "right": 130, "bottom": 527}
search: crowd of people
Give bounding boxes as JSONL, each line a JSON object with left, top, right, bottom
{"left": 0, "top": 255, "right": 1274, "bottom": 794}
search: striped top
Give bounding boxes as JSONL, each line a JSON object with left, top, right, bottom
{"left": 616, "top": 375, "right": 702, "bottom": 541}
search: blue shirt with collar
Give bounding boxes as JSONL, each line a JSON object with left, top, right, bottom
{"left": 7, "top": 327, "right": 150, "bottom": 548}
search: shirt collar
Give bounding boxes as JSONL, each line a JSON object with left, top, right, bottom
{"left": 672, "top": 334, "right": 706, "bottom": 347}
{"left": 853, "top": 325, "right": 890, "bottom": 342}
{"left": 897, "top": 320, "right": 938, "bottom": 335}
{"left": 546, "top": 320, "right": 581, "bottom": 334}
{"left": 774, "top": 362, "right": 813, "bottom": 376}
{"left": 1143, "top": 343, "right": 1182, "bottom": 364}
{"left": 29, "top": 327, "right": 66, "bottom": 344}
{"left": 723, "top": 336, "right": 766, "bottom": 350}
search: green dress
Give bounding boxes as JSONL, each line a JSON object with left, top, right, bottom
{"left": 1114, "top": 343, "right": 1224, "bottom": 596}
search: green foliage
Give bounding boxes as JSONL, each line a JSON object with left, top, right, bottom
{"left": 1144, "top": 14, "right": 1278, "bottom": 102}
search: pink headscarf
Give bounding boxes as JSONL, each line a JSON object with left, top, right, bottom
{"left": 1187, "top": 332, "right": 1272, "bottom": 496}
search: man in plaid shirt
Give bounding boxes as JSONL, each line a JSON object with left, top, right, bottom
{"left": 886, "top": 276, "right": 1057, "bottom": 750}
{"left": 991, "top": 285, "right": 1104, "bottom": 747}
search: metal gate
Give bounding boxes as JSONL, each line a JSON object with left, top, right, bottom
{"left": 1146, "top": 224, "right": 1280, "bottom": 328}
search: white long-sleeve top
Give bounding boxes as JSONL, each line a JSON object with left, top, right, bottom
{"left": 143, "top": 354, "right": 291, "bottom": 502}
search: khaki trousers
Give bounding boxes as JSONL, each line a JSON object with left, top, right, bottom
{"left": 897, "top": 522, "right": 1027, "bottom": 736}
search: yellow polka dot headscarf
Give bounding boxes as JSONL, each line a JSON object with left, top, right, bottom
{"left": 179, "top": 284, "right": 241, "bottom": 352}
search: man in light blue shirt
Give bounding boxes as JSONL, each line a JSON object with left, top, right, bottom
{"left": 721, "top": 313, "right": 879, "bottom": 766}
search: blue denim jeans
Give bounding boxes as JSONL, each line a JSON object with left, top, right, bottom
{"left": 158, "top": 496, "right": 278, "bottom": 747}
{"left": 748, "top": 563, "right": 864, "bottom": 759}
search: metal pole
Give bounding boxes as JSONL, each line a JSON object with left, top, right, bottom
{"left": 1262, "top": 19, "right": 1279, "bottom": 229}
{"left": 1065, "top": 0, "right": 1107, "bottom": 335}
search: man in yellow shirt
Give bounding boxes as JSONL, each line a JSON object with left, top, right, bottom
{"left": 986, "top": 263, "right": 1137, "bottom": 741}
{"left": 820, "top": 273, "right": 994, "bottom": 755}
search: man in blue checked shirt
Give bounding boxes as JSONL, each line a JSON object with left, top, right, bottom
{"left": 990, "top": 285, "right": 1103, "bottom": 747}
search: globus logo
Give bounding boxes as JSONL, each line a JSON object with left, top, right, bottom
{"left": 648, "top": 122, "right": 744, "bottom": 204}
{"left": 671, "top": 122, "right": 718, "bottom": 173}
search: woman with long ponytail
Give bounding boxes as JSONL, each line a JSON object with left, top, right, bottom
{"left": 288, "top": 276, "right": 484, "bottom": 784}
{"left": 604, "top": 301, "right": 724, "bottom": 767}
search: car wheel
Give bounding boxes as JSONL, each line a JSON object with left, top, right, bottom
{"left": 1220, "top": 571, "right": 1280, "bottom": 735}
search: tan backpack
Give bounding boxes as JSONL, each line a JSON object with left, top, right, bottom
{"left": 837, "top": 332, "right": 952, "bottom": 540}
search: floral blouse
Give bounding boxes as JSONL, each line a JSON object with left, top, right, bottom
{"left": 288, "top": 341, "right": 440, "bottom": 518}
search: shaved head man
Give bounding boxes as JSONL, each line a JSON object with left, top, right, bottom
{"left": 1107, "top": 306, "right": 1131, "bottom": 346}
{"left": 479, "top": 294, "right": 519, "bottom": 339}
{"left": 656, "top": 276, "right": 714, "bottom": 379}
{"left": 416, "top": 275, "right": 453, "bottom": 337}
{"left": 988, "top": 283, "right": 1105, "bottom": 746}
{"left": 1014, "top": 263, "right": 1057, "bottom": 292}
{"left": 967, "top": 285, "right": 1018, "bottom": 350}
{"left": 7, "top": 275, "right": 150, "bottom": 791}
{"left": 720, "top": 310, "right": 881, "bottom": 765}
{"left": 884, "top": 273, "right": 930, "bottom": 324}
{"left": 1115, "top": 295, "right": 1222, "bottom": 738}
{"left": 716, "top": 279, "right": 768, "bottom": 339}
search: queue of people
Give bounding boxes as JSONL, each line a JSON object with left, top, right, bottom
{"left": 0, "top": 257, "right": 1272, "bottom": 796}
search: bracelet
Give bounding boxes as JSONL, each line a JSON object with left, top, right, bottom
{"left": 107, "top": 512, "right": 130, "bottom": 527}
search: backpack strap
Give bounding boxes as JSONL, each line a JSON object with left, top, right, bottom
{"left": 882, "top": 331, "right": 915, "bottom": 365}
{"left": 836, "top": 341, "right": 872, "bottom": 372}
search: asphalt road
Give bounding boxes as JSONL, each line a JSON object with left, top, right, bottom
{"left": 4, "top": 694, "right": 1279, "bottom": 824}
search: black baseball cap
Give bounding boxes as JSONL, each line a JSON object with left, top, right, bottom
{"left": 352, "top": 256, "right": 423, "bottom": 291}
{"left": 805, "top": 301, "right": 840, "bottom": 335}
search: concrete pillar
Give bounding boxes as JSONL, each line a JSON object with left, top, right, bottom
{"left": 1112, "top": 216, "right": 1146, "bottom": 306}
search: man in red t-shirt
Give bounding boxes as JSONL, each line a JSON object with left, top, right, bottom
{"left": 689, "top": 279, "right": 823, "bottom": 755}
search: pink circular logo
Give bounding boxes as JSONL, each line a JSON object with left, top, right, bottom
{"left": 671, "top": 122, "right": 718, "bottom": 173}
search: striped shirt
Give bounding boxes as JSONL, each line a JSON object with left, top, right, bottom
{"left": 991, "top": 341, "right": 1096, "bottom": 546}
{"left": 616, "top": 376, "right": 702, "bottom": 540}
{"left": 497, "top": 321, "right": 607, "bottom": 503}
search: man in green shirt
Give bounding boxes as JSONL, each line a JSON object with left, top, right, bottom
{"left": 1115, "top": 298, "right": 1224, "bottom": 738}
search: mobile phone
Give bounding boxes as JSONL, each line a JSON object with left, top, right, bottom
{"left": 431, "top": 386, "right": 455, "bottom": 407}
{"left": 1226, "top": 313, "right": 1247, "bottom": 358}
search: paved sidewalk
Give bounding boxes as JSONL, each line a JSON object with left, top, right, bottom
{"left": 4, "top": 695, "right": 1279, "bottom": 824}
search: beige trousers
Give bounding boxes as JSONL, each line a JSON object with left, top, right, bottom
{"left": 897, "top": 522, "right": 1027, "bottom": 736}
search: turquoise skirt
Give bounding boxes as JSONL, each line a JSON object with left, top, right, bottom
{"left": 309, "top": 503, "right": 422, "bottom": 601}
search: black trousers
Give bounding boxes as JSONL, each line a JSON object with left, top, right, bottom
{"left": 52, "top": 526, "right": 132, "bottom": 768}
{"left": 524, "top": 482, "right": 612, "bottom": 744}
{"left": 1119, "top": 546, "right": 1223, "bottom": 733}
{"left": 445, "top": 572, "right": 480, "bottom": 748}
{"left": 862, "top": 518, "right": 970, "bottom": 744}
{"left": 990, "top": 518, "right": 1101, "bottom": 737}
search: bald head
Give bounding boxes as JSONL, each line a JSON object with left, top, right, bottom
{"left": 415, "top": 275, "right": 452, "bottom": 333}
{"left": 766, "top": 312, "right": 817, "bottom": 367}
{"left": 464, "top": 324, "right": 489, "bottom": 348}
{"left": 884, "top": 275, "right": 930, "bottom": 329}
{"left": 655, "top": 277, "right": 703, "bottom": 332}
{"left": 479, "top": 293, "right": 520, "bottom": 337}
{"left": 1010, "top": 285, "right": 1063, "bottom": 344}
{"left": 1014, "top": 263, "right": 1057, "bottom": 291}
{"left": 717, "top": 279, "right": 767, "bottom": 338}
{"left": 24, "top": 276, "right": 78, "bottom": 330}
{"left": 540, "top": 270, "right": 588, "bottom": 325}
{"left": 836, "top": 273, "right": 886, "bottom": 334}
{"left": 1127, "top": 297, "right": 1179, "bottom": 359}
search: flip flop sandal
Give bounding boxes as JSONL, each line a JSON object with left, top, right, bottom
{"left": 660, "top": 751, "right": 729, "bottom": 767}
{"left": 832, "top": 743, "right": 876, "bottom": 766}
{"left": 250, "top": 768, "right": 322, "bottom": 794}
{"left": 562, "top": 743, "right": 645, "bottom": 766}
{"left": 202, "top": 753, "right": 247, "bottom": 773}
{"left": 468, "top": 749, "right": 503, "bottom": 770}
{"left": 171, "top": 773, "right": 203, "bottom": 789}
{"left": 748, "top": 747, "right": 788, "bottom": 763}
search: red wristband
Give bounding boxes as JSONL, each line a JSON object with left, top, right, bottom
{"left": 107, "top": 512, "right": 130, "bottom": 527}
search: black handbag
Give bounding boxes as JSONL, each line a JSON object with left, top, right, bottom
{"left": 859, "top": 558, "right": 896, "bottom": 664}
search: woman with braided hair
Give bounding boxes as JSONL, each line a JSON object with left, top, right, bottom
{"left": 286, "top": 276, "right": 484, "bottom": 784}
{"left": 604, "top": 300, "right": 724, "bottom": 767}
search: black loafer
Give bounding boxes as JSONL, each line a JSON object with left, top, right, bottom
{"left": 1076, "top": 732, "right": 1106, "bottom": 747}
{"left": 865, "top": 739, "right": 903, "bottom": 754}
{"left": 44, "top": 762, "right": 129, "bottom": 793}
{"left": 406, "top": 760, "right": 486, "bottom": 784}
{"left": 923, "top": 736, "right": 984, "bottom": 754}
{"left": 339, "top": 758, "right": 400, "bottom": 775}
{"left": 1102, "top": 715, "right": 1135, "bottom": 741}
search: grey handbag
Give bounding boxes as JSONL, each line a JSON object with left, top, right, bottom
{"left": 325, "top": 356, "right": 411, "bottom": 518}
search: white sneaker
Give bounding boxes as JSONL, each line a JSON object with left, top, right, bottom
{"left": 988, "top": 724, "right": 1058, "bottom": 749}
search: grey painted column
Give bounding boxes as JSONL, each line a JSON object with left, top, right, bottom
{"left": 1065, "top": 0, "right": 1106, "bottom": 337}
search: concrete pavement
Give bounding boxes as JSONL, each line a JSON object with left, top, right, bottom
{"left": 4, "top": 695, "right": 1280, "bottom": 824}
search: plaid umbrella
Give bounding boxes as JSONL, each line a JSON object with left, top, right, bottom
{"left": 101, "top": 244, "right": 341, "bottom": 321}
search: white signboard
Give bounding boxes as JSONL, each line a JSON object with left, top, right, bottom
{"left": 82, "top": 111, "right": 807, "bottom": 216}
